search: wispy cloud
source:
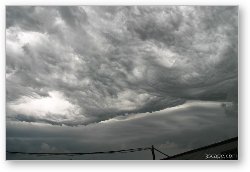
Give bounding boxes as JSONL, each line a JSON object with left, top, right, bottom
{"left": 6, "top": 6, "right": 238, "bottom": 126}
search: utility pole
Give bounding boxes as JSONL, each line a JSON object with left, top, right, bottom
{"left": 151, "top": 145, "right": 155, "bottom": 160}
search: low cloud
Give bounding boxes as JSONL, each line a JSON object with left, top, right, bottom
{"left": 6, "top": 101, "right": 237, "bottom": 159}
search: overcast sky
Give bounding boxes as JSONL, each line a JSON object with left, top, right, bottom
{"left": 6, "top": 6, "right": 238, "bottom": 160}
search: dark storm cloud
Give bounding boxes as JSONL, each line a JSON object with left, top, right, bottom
{"left": 6, "top": 6, "right": 238, "bottom": 126}
{"left": 57, "top": 6, "right": 88, "bottom": 27}
{"left": 6, "top": 101, "right": 237, "bottom": 159}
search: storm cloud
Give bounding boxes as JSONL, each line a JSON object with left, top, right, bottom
{"left": 6, "top": 100, "right": 237, "bottom": 159}
{"left": 6, "top": 6, "right": 238, "bottom": 126}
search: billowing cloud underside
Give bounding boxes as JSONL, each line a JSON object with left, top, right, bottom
{"left": 6, "top": 6, "right": 238, "bottom": 126}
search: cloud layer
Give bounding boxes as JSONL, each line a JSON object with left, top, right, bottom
{"left": 6, "top": 6, "right": 238, "bottom": 126}
{"left": 6, "top": 101, "right": 237, "bottom": 159}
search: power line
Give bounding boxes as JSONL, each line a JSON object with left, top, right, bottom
{"left": 7, "top": 147, "right": 151, "bottom": 156}
{"left": 154, "top": 147, "right": 170, "bottom": 157}
{"left": 7, "top": 145, "right": 170, "bottom": 160}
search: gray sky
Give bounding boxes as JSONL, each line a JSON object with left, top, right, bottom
{"left": 6, "top": 6, "right": 238, "bottom": 160}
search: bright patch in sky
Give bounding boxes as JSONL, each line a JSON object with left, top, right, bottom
{"left": 9, "top": 91, "right": 80, "bottom": 118}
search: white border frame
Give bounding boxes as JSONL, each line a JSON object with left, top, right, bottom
{"left": 1, "top": 1, "right": 249, "bottom": 172}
